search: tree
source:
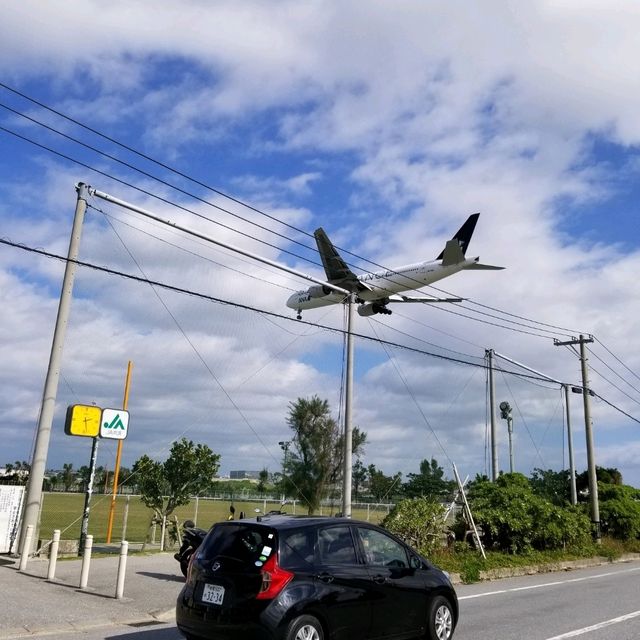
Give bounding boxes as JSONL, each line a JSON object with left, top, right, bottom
{"left": 576, "top": 466, "right": 623, "bottom": 495}
{"left": 403, "top": 458, "right": 455, "bottom": 500}
{"left": 0, "top": 461, "right": 30, "bottom": 486}
{"left": 132, "top": 438, "right": 220, "bottom": 528}
{"left": 257, "top": 468, "right": 269, "bottom": 494}
{"left": 352, "top": 459, "right": 368, "bottom": 503}
{"left": 59, "top": 463, "right": 76, "bottom": 492}
{"left": 529, "top": 468, "right": 571, "bottom": 506}
{"left": 367, "top": 464, "right": 402, "bottom": 502}
{"left": 283, "top": 396, "right": 366, "bottom": 514}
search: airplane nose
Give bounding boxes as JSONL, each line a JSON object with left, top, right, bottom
{"left": 286, "top": 293, "right": 298, "bottom": 309}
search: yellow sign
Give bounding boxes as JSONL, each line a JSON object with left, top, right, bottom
{"left": 64, "top": 404, "right": 101, "bottom": 437}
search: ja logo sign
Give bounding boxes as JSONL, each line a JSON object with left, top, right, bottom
{"left": 100, "top": 408, "right": 130, "bottom": 440}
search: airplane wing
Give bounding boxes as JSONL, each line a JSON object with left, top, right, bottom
{"left": 314, "top": 227, "right": 371, "bottom": 292}
{"left": 388, "top": 294, "right": 464, "bottom": 303}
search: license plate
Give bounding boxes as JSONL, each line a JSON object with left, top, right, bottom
{"left": 201, "top": 583, "right": 225, "bottom": 605}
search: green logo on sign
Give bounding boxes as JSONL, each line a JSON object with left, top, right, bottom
{"left": 104, "top": 414, "right": 126, "bottom": 430}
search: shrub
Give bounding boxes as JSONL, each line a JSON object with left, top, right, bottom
{"left": 382, "top": 497, "right": 447, "bottom": 556}
{"left": 467, "top": 473, "right": 591, "bottom": 553}
{"left": 598, "top": 484, "right": 640, "bottom": 540}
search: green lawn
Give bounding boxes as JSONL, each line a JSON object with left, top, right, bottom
{"left": 38, "top": 493, "right": 389, "bottom": 545}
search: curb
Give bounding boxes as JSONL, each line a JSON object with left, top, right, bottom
{"left": 449, "top": 552, "right": 640, "bottom": 584}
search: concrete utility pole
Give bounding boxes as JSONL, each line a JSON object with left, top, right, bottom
{"left": 486, "top": 349, "right": 499, "bottom": 480}
{"left": 563, "top": 384, "right": 578, "bottom": 506}
{"left": 20, "top": 183, "right": 90, "bottom": 554}
{"left": 555, "top": 335, "right": 599, "bottom": 542}
{"left": 341, "top": 294, "right": 356, "bottom": 518}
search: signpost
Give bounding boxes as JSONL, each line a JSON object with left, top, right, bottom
{"left": 64, "top": 398, "right": 131, "bottom": 550}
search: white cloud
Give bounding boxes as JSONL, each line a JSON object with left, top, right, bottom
{"left": 1, "top": 1, "right": 639, "bottom": 488}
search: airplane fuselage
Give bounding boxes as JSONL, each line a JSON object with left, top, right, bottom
{"left": 286, "top": 256, "right": 479, "bottom": 312}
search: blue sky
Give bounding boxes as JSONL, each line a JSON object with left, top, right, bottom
{"left": 1, "top": 1, "right": 639, "bottom": 490}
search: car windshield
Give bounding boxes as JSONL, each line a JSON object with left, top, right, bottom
{"left": 200, "top": 524, "right": 277, "bottom": 570}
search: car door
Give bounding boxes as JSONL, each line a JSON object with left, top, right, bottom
{"left": 355, "top": 526, "right": 428, "bottom": 640}
{"left": 312, "top": 524, "right": 372, "bottom": 640}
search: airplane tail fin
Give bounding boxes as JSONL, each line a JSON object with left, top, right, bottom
{"left": 436, "top": 213, "right": 480, "bottom": 263}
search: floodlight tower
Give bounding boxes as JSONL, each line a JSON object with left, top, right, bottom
{"left": 499, "top": 401, "right": 514, "bottom": 473}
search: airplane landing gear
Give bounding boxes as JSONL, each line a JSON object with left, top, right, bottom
{"left": 296, "top": 311, "right": 302, "bottom": 320}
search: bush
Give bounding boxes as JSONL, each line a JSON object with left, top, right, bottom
{"left": 467, "top": 473, "right": 591, "bottom": 554}
{"left": 598, "top": 484, "right": 640, "bottom": 540}
{"left": 382, "top": 497, "right": 446, "bottom": 556}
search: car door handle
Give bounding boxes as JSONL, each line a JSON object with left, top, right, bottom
{"left": 316, "top": 572, "right": 334, "bottom": 583}
{"left": 372, "top": 574, "right": 388, "bottom": 584}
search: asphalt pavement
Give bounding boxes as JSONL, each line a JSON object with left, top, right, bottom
{"left": 0, "top": 548, "right": 182, "bottom": 639}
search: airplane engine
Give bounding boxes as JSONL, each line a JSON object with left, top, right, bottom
{"left": 357, "top": 302, "right": 392, "bottom": 317}
{"left": 307, "top": 284, "right": 333, "bottom": 298}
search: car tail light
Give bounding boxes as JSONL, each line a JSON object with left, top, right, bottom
{"left": 186, "top": 552, "right": 197, "bottom": 585}
{"left": 256, "top": 554, "right": 293, "bottom": 600}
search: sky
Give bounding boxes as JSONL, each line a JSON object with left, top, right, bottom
{"left": 1, "top": 1, "right": 639, "bottom": 492}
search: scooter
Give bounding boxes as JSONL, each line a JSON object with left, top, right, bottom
{"left": 174, "top": 520, "right": 207, "bottom": 577}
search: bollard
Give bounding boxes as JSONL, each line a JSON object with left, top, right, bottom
{"left": 18, "top": 525, "right": 34, "bottom": 572}
{"left": 47, "top": 530, "right": 61, "bottom": 581}
{"left": 79, "top": 534, "right": 93, "bottom": 589}
{"left": 115, "top": 541, "right": 128, "bottom": 599}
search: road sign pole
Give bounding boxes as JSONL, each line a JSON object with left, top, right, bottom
{"left": 106, "top": 361, "right": 133, "bottom": 543}
{"left": 79, "top": 436, "right": 99, "bottom": 555}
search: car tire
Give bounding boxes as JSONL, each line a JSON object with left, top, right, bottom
{"left": 285, "top": 614, "right": 324, "bottom": 640}
{"left": 427, "top": 595, "right": 454, "bottom": 640}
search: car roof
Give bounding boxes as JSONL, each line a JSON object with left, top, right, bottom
{"left": 229, "top": 514, "right": 374, "bottom": 531}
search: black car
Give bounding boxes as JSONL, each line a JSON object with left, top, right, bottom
{"left": 176, "top": 514, "right": 458, "bottom": 640}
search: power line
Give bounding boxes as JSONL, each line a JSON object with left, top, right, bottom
{"left": 0, "top": 84, "right": 592, "bottom": 339}
{"left": 1, "top": 235, "right": 566, "bottom": 382}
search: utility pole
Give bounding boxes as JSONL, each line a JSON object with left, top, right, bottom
{"left": 563, "top": 384, "right": 578, "bottom": 505}
{"left": 342, "top": 294, "right": 355, "bottom": 518}
{"left": 555, "top": 335, "right": 599, "bottom": 542}
{"left": 20, "top": 183, "right": 90, "bottom": 554}
{"left": 486, "top": 349, "right": 498, "bottom": 480}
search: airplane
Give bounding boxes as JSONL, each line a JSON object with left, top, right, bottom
{"left": 286, "top": 213, "right": 503, "bottom": 319}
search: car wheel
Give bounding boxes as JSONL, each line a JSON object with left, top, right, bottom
{"left": 427, "top": 595, "right": 454, "bottom": 640}
{"left": 285, "top": 614, "right": 324, "bottom": 640}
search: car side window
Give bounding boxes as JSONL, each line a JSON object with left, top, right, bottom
{"left": 280, "top": 529, "right": 316, "bottom": 568}
{"left": 357, "top": 527, "right": 409, "bottom": 568}
{"left": 318, "top": 526, "right": 358, "bottom": 565}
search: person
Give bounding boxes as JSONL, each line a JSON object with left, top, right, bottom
{"left": 239, "top": 511, "right": 245, "bottom": 519}
{"left": 227, "top": 504, "right": 236, "bottom": 520}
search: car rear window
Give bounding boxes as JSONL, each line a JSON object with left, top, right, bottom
{"left": 199, "top": 524, "right": 277, "bottom": 570}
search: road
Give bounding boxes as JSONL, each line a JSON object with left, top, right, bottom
{"left": 15, "top": 561, "right": 640, "bottom": 640}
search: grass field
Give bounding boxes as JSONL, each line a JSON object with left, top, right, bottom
{"left": 38, "top": 493, "right": 391, "bottom": 545}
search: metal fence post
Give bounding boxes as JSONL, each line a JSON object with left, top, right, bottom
{"left": 47, "top": 529, "right": 61, "bottom": 581}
